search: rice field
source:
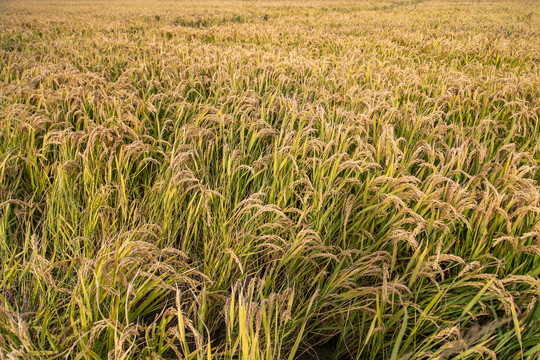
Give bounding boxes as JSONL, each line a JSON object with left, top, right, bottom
{"left": 1, "top": 0, "right": 539, "bottom": 359}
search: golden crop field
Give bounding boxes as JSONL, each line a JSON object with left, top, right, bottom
{"left": 1, "top": 0, "right": 539, "bottom": 359}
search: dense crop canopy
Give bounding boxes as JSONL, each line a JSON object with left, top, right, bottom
{"left": 0, "top": 0, "right": 539, "bottom": 359}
